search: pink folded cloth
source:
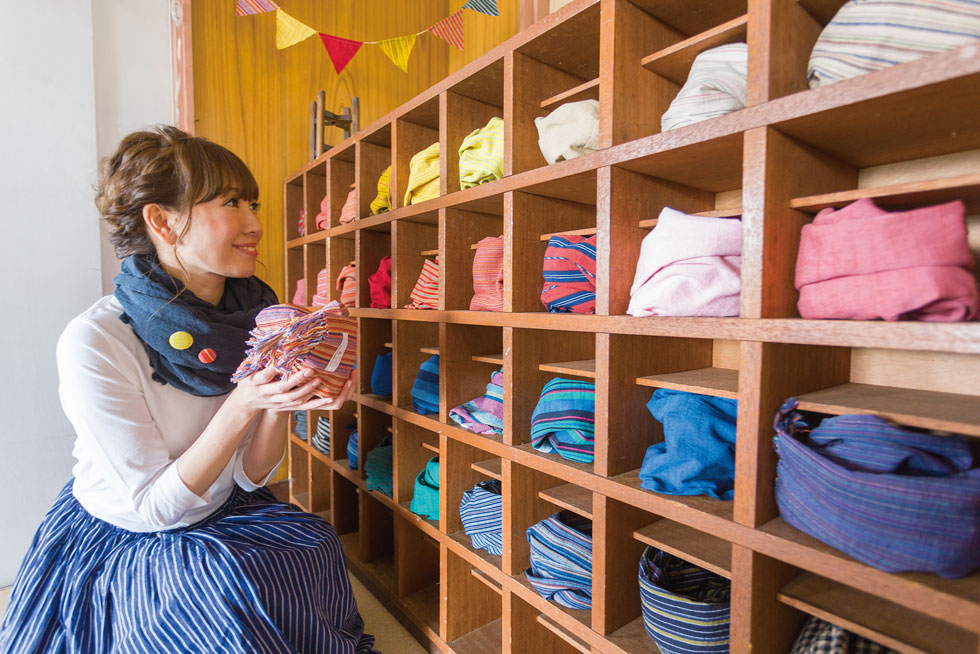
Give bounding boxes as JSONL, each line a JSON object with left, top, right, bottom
{"left": 297, "top": 209, "right": 306, "bottom": 237}
{"left": 336, "top": 262, "right": 357, "bottom": 307}
{"left": 405, "top": 258, "right": 440, "bottom": 310}
{"left": 314, "top": 194, "right": 330, "bottom": 231}
{"left": 470, "top": 236, "right": 504, "bottom": 312}
{"left": 628, "top": 207, "right": 742, "bottom": 317}
{"left": 311, "top": 268, "right": 331, "bottom": 307}
{"left": 339, "top": 187, "right": 357, "bottom": 224}
{"left": 796, "top": 198, "right": 978, "bottom": 321}
{"left": 291, "top": 278, "right": 306, "bottom": 306}
{"left": 369, "top": 257, "right": 392, "bottom": 309}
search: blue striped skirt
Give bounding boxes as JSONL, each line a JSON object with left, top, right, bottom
{"left": 0, "top": 481, "right": 377, "bottom": 654}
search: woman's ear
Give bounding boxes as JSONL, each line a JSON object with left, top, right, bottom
{"left": 143, "top": 204, "right": 177, "bottom": 245}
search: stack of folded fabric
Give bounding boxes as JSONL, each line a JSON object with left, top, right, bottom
{"left": 314, "top": 193, "right": 330, "bottom": 231}
{"left": 411, "top": 355, "right": 440, "bottom": 415}
{"left": 459, "top": 117, "right": 504, "bottom": 189}
{"left": 638, "top": 547, "right": 731, "bottom": 654}
{"left": 628, "top": 207, "right": 742, "bottom": 317}
{"left": 795, "top": 199, "right": 978, "bottom": 321}
{"left": 525, "top": 511, "right": 593, "bottom": 609}
{"left": 790, "top": 616, "right": 898, "bottom": 654}
{"left": 297, "top": 208, "right": 306, "bottom": 237}
{"left": 530, "top": 378, "right": 596, "bottom": 463}
{"left": 639, "top": 389, "right": 738, "bottom": 500}
{"left": 449, "top": 369, "right": 504, "bottom": 435}
{"left": 774, "top": 399, "right": 980, "bottom": 578}
{"left": 409, "top": 457, "right": 441, "bottom": 522}
{"left": 470, "top": 236, "right": 504, "bottom": 312}
{"left": 459, "top": 480, "right": 503, "bottom": 555}
{"left": 310, "top": 268, "right": 331, "bottom": 307}
{"left": 293, "top": 411, "right": 307, "bottom": 441}
{"left": 541, "top": 234, "right": 597, "bottom": 313}
{"left": 312, "top": 415, "right": 330, "bottom": 455}
{"left": 371, "top": 352, "right": 393, "bottom": 398}
{"left": 336, "top": 262, "right": 357, "bottom": 307}
{"left": 404, "top": 258, "right": 439, "bottom": 310}
{"left": 339, "top": 184, "right": 357, "bottom": 224}
{"left": 370, "top": 166, "right": 392, "bottom": 215}
{"left": 535, "top": 100, "right": 599, "bottom": 165}
{"left": 365, "top": 436, "right": 393, "bottom": 497}
{"left": 661, "top": 43, "right": 747, "bottom": 133}
{"left": 291, "top": 279, "right": 306, "bottom": 306}
{"left": 347, "top": 429, "right": 359, "bottom": 470}
{"left": 368, "top": 257, "right": 392, "bottom": 309}
{"left": 404, "top": 142, "right": 441, "bottom": 205}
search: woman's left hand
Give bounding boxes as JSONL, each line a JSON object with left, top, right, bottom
{"left": 274, "top": 378, "right": 355, "bottom": 412}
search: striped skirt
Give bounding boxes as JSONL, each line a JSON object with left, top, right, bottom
{"left": 0, "top": 481, "right": 377, "bottom": 654}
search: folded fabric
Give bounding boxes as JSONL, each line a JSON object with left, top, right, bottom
{"left": 638, "top": 547, "right": 731, "bottom": 654}
{"left": 347, "top": 429, "right": 358, "bottom": 470}
{"left": 312, "top": 415, "right": 331, "bottom": 455}
{"left": 530, "top": 378, "right": 596, "bottom": 463}
{"left": 541, "top": 234, "right": 596, "bottom": 313}
{"left": 469, "top": 235, "right": 504, "bottom": 312}
{"left": 369, "top": 166, "right": 392, "bottom": 215}
{"left": 411, "top": 355, "right": 440, "bottom": 415}
{"left": 808, "top": 0, "right": 980, "bottom": 89}
{"left": 371, "top": 352, "right": 392, "bottom": 397}
{"left": 449, "top": 369, "right": 504, "bottom": 435}
{"left": 336, "top": 262, "right": 357, "bottom": 307}
{"left": 795, "top": 198, "right": 978, "bottom": 322}
{"left": 774, "top": 399, "right": 980, "bottom": 578}
{"left": 339, "top": 185, "right": 357, "bottom": 224}
{"left": 535, "top": 100, "right": 599, "bottom": 165}
{"left": 628, "top": 206, "right": 742, "bottom": 317}
{"left": 525, "top": 511, "right": 593, "bottom": 610}
{"left": 661, "top": 43, "right": 747, "bottom": 132}
{"left": 232, "top": 301, "right": 356, "bottom": 400}
{"left": 790, "top": 616, "right": 898, "bottom": 654}
{"left": 459, "top": 117, "right": 504, "bottom": 189}
{"left": 297, "top": 208, "right": 306, "bottom": 237}
{"left": 365, "top": 436, "right": 393, "bottom": 497}
{"left": 291, "top": 279, "right": 306, "bottom": 306}
{"left": 293, "top": 411, "right": 307, "bottom": 441}
{"left": 404, "top": 142, "right": 441, "bottom": 206}
{"left": 409, "top": 457, "right": 441, "bottom": 521}
{"left": 368, "top": 256, "right": 392, "bottom": 309}
{"left": 405, "top": 258, "right": 440, "bottom": 310}
{"left": 639, "top": 389, "right": 738, "bottom": 500}
{"left": 459, "top": 480, "right": 503, "bottom": 555}
{"left": 315, "top": 193, "right": 330, "bottom": 231}
{"left": 311, "top": 268, "right": 331, "bottom": 307}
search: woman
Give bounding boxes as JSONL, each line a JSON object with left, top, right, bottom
{"left": 0, "top": 126, "right": 375, "bottom": 653}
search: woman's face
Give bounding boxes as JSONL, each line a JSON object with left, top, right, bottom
{"left": 173, "top": 194, "right": 263, "bottom": 279}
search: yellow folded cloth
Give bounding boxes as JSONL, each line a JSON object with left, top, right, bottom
{"left": 459, "top": 117, "right": 504, "bottom": 189}
{"left": 370, "top": 166, "right": 392, "bottom": 215}
{"left": 404, "top": 142, "right": 441, "bottom": 206}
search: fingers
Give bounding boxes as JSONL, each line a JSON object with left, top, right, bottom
{"left": 289, "top": 380, "right": 355, "bottom": 412}
{"left": 251, "top": 365, "right": 280, "bottom": 384}
{"left": 267, "top": 368, "right": 316, "bottom": 395}
{"left": 272, "top": 376, "right": 322, "bottom": 405}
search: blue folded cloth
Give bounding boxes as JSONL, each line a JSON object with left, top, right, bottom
{"left": 347, "top": 429, "right": 358, "bottom": 470}
{"left": 411, "top": 355, "right": 440, "bottom": 415}
{"left": 312, "top": 415, "right": 330, "bottom": 454}
{"left": 370, "top": 352, "right": 392, "bottom": 397}
{"left": 530, "top": 378, "right": 596, "bottom": 463}
{"left": 459, "top": 480, "right": 503, "bottom": 555}
{"left": 525, "top": 511, "right": 593, "bottom": 610}
{"left": 293, "top": 411, "right": 307, "bottom": 441}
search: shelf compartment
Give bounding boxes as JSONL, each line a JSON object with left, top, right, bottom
{"left": 633, "top": 519, "right": 732, "bottom": 579}
{"left": 538, "top": 360, "right": 597, "bottom": 379}
{"left": 539, "top": 78, "right": 600, "bottom": 111}
{"left": 419, "top": 249, "right": 439, "bottom": 256}
{"left": 641, "top": 14, "right": 748, "bottom": 86}
{"left": 470, "top": 568, "right": 503, "bottom": 595}
{"left": 535, "top": 614, "right": 591, "bottom": 654}
{"left": 789, "top": 172, "right": 980, "bottom": 214}
{"left": 538, "top": 483, "right": 593, "bottom": 520}
{"left": 471, "top": 458, "right": 503, "bottom": 481}
{"left": 447, "top": 618, "right": 502, "bottom": 654}
{"left": 471, "top": 353, "right": 504, "bottom": 365}
{"left": 419, "top": 346, "right": 440, "bottom": 356}
{"left": 635, "top": 367, "right": 739, "bottom": 400}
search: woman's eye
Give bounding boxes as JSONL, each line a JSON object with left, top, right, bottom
{"left": 249, "top": 202, "right": 261, "bottom": 212}
{"left": 225, "top": 197, "right": 239, "bottom": 207}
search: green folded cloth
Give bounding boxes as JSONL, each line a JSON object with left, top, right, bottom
{"left": 365, "top": 436, "right": 393, "bottom": 498}
{"left": 409, "top": 457, "right": 440, "bottom": 521}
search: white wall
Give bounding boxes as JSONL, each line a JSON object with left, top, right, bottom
{"left": 0, "top": 0, "right": 172, "bottom": 587}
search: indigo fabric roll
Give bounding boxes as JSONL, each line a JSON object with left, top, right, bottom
{"left": 774, "top": 399, "right": 980, "bottom": 578}
{"left": 525, "top": 511, "right": 593, "bottom": 610}
{"left": 449, "top": 370, "right": 504, "bottom": 435}
{"left": 293, "top": 411, "right": 308, "bottom": 441}
{"left": 459, "top": 480, "right": 503, "bottom": 555}
{"left": 365, "top": 436, "right": 393, "bottom": 497}
{"left": 639, "top": 389, "right": 738, "bottom": 500}
{"left": 371, "top": 352, "right": 393, "bottom": 397}
{"left": 790, "top": 616, "right": 897, "bottom": 654}
{"left": 347, "top": 429, "right": 359, "bottom": 470}
{"left": 411, "top": 355, "right": 440, "bottom": 415}
{"left": 368, "top": 257, "right": 392, "bottom": 309}
{"left": 530, "top": 378, "right": 596, "bottom": 463}
{"left": 638, "top": 547, "right": 731, "bottom": 654}
{"left": 312, "top": 415, "right": 331, "bottom": 455}
{"left": 409, "top": 457, "right": 441, "bottom": 522}
{"left": 458, "top": 117, "right": 504, "bottom": 189}
{"left": 541, "top": 234, "right": 597, "bottom": 313}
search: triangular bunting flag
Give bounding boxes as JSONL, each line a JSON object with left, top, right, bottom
{"left": 235, "top": 0, "right": 278, "bottom": 16}
{"left": 378, "top": 34, "right": 417, "bottom": 73}
{"left": 275, "top": 9, "right": 317, "bottom": 50}
{"left": 462, "top": 0, "right": 499, "bottom": 17}
{"left": 428, "top": 11, "right": 464, "bottom": 50}
{"left": 319, "top": 34, "right": 363, "bottom": 74}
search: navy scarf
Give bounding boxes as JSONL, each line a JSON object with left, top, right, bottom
{"left": 114, "top": 255, "right": 278, "bottom": 396}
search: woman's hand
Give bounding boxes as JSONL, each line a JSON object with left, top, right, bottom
{"left": 285, "top": 378, "right": 355, "bottom": 412}
{"left": 230, "top": 366, "right": 325, "bottom": 413}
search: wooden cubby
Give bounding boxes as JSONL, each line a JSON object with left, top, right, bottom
{"left": 283, "top": 0, "right": 980, "bottom": 651}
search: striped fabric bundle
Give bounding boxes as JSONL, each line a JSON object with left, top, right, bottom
{"left": 370, "top": 352, "right": 392, "bottom": 397}
{"left": 297, "top": 208, "right": 306, "bottom": 237}
{"left": 638, "top": 547, "right": 731, "bottom": 654}
{"left": 291, "top": 278, "right": 306, "bottom": 306}
{"left": 530, "top": 378, "right": 596, "bottom": 464}
{"left": 525, "top": 511, "right": 593, "bottom": 610}
{"left": 314, "top": 193, "right": 330, "bottom": 231}
{"left": 368, "top": 257, "right": 392, "bottom": 309}
{"left": 470, "top": 235, "right": 504, "bottom": 311}
{"left": 404, "top": 142, "right": 441, "bottom": 205}
{"left": 449, "top": 370, "right": 504, "bottom": 435}
{"left": 293, "top": 410, "right": 308, "bottom": 441}
{"left": 661, "top": 43, "right": 747, "bottom": 132}
{"left": 541, "top": 234, "right": 597, "bottom": 313}
{"left": 411, "top": 355, "right": 440, "bottom": 415}
{"left": 774, "top": 399, "right": 980, "bottom": 578}
{"left": 231, "top": 301, "right": 357, "bottom": 400}
{"left": 339, "top": 185, "right": 357, "bottom": 224}
{"left": 347, "top": 429, "right": 358, "bottom": 470}
{"left": 409, "top": 457, "right": 441, "bottom": 521}
{"left": 369, "top": 166, "right": 392, "bottom": 215}
{"left": 311, "top": 268, "right": 331, "bottom": 307}
{"left": 312, "top": 415, "right": 331, "bottom": 454}
{"left": 535, "top": 100, "right": 600, "bottom": 165}
{"left": 405, "top": 258, "right": 440, "bottom": 310}
{"left": 808, "top": 0, "right": 980, "bottom": 89}
{"left": 459, "top": 117, "right": 504, "bottom": 189}
{"left": 791, "top": 616, "right": 898, "bottom": 654}
{"left": 459, "top": 480, "right": 504, "bottom": 555}
{"left": 336, "top": 262, "right": 357, "bottom": 307}
{"left": 365, "top": 436, "right": 393, "bottom": 497}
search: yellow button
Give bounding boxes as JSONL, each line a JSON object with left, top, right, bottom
{"left": 169, "top": 331, "right": 193, "bottom": 350}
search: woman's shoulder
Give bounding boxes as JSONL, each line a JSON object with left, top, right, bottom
{"left": 58, "top": 295, "right": 142, "bottom": 363}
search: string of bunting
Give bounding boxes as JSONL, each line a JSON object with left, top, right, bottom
{"left": 236, "top": 0, "right": 498, "bottom": 73}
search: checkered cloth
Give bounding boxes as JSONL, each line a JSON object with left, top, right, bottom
{"left": 790, "top": 617, "right": 897, "bottom": 654}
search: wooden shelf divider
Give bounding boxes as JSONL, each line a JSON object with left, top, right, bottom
{"left": 538, "top": 484, "right": 593, "bottom": 520}
{"left": 635, "top": 367, "right": 739, "bottom": 399}
{"left": 538, "top": 360, "right": 597, "bottom": 379}
{"left": 789, "top": 173, "right": 980, "bottom": 213}
{"left": 471, "top": 458, "right": 503, "bottom": 480}
{"left": 640, "top": 14, "right": 749, "bottom": 86}
{"left": 539, "top": 77, "right": 600, "bottom": 111}
{"left": 633, "top": 520, "right": 733, "bottom": 579}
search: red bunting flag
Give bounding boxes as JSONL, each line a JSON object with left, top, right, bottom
{"left": 319, "top": 34, "right": 363, "bottom": 74}
{"left": 428, "top": 11, "right": 464, "bottom": 50}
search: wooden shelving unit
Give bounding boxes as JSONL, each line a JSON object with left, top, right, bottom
{"left": 283, "top": 0, "right": 980, "bottom": 651}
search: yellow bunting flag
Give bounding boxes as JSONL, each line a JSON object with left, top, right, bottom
{"left": 275, "top": 9, "right": 317, "bottom": 50}
{"left": 378, "top": 34, "right": 417, "bottom": 73}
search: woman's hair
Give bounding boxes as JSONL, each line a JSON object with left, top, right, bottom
{"left": 95, "top": 125, "right": 259, "bottom": 259}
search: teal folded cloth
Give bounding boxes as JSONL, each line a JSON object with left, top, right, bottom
{"left": 365, "top": 435, "right": 393, "bottom": 497}
{"left": 409, "top": 457, "right": 440, "bottom": 521}
{"left": 530, "top": 378, "right": 596, "bottom": 463}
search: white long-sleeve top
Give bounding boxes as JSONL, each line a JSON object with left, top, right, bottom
{"left": 57, "top": 295, "right": 280, "bottom": 532}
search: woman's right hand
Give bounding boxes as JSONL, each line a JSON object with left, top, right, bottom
{"left": 230, "top": 366, "right": 323, "bottom": 413}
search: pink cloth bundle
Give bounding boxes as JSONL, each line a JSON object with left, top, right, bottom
{"left": 405, "top": 258, "right": 440, "bottom": 310}
{"left": 297, "top": 209, "right": 306, "bottom": 237}
{"left": 336, "top": 263, "right": 357, "bottom": 307}
{"left": 796, "top": 198, "right": 978, "bottom": 321}
{"left": 470, "top": 236, "right": 504, "bottom": 312}
{"left": 291, "top": 279, "right": 306, "bottom": 306}
{"left": 314, "top": 194, "right": 330, "bottom": 231}
{"left": 311, "top": 268, "right": 331, "bottom": 307}
{"left": 369, "top": 257, "right": 392, "bottom": 309}
{"left": 339, "top": 186, "right": 357, "bottom": 224}
{"left": 628, "top": 207, "right": 742, "bottom": 317}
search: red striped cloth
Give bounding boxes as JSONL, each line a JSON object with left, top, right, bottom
{"left": 405, "top": 258, "right": 440, "bottom": 309}
{"left": 311, "top": 268, "right": 331, "bottom": 307}
{"left": 336, "top": 262, "right": 357, "bottom": 307}
{"left": 470, "top": 236, "right": 504, "bottom": 312}
{"left": 339, "top": 187, "right": 357, "bottom": 224}
{"left": 314, "top": 194, "right": 330, "bottom": 231}
{"left": 369, "top": 257, "right": 392, "bottom": 309}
